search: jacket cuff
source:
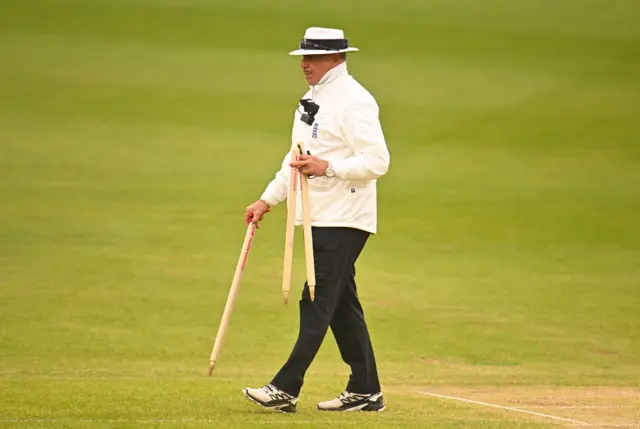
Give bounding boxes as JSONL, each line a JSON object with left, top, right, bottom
{"left": 330, "top": 159, "right": 349, "bottom": 180}
{"left": 259, "top": 193, "right": 278, "bottom": 208}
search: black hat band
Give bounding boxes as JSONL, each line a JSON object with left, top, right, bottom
{"left": 299, "top": 38, "right": 349, "bottom": 51}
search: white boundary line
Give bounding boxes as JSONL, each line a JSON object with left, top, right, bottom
{"left": 526, "top": 406, "right": 636, "bottom": 410}
{"left": 421, "top": 391, "right": 592, "bottom": 426}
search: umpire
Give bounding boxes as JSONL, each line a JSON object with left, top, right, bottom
{"left": 243, "top": 27, "right": 390, "bottom": 413}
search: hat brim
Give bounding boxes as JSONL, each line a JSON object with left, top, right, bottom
{"left": 289, "top": 47, "right": 359, "bottom": 56}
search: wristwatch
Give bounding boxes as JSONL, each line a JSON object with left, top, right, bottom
{"left": 325, "top": 162, "right": 335, "bottom": 178}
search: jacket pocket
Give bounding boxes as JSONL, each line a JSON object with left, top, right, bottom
{"left": 348, "top": 179, "right": 371, "bottom": 192}
{"left": 308, "top": 175, "right": 334, "bottom": 189}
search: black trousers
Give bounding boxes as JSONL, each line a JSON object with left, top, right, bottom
{"left": 271, "top": 227, "right": 381, "bottom": 397}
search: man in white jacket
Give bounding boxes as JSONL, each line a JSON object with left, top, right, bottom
{"left": 242, "top": 27, "right": 390, "bottom": 413}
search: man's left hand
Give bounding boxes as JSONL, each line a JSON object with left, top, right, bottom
{"left": 290, "top": 154, "right": 329, "bottom": 177}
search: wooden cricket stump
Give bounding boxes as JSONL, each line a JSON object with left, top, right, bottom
{"left": 297, "top": 142, "right": 316, "bottom": 301}
{"left": 208, "top": 222, "right": 256, "bottom": 375}
{"left": 282, "top": 142, "right": 316, "bottom": 303}
{"left": 282, "top": 146, "right": 298, "bottom": 304}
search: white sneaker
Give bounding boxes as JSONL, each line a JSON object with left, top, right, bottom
{"left": 317, "top": 391, "right": 386, "bottom": 412}
{"left": 242, "top": 384, "right": 298, "bottom": 413}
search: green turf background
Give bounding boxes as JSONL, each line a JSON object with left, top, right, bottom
{"left": 1, "top": 0, "right": 639, "bottom": 427}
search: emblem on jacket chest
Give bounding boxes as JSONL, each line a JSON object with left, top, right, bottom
{"left": 311, "top": 122, "right": 319, "bottom": 139}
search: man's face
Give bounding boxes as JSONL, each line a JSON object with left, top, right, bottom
{"left": 300, "top": 54, "right": 342, "bottom": 86}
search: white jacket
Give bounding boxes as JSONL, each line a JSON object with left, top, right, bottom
{"left": 260, "top": 62, "right": 390, "bottom": 234}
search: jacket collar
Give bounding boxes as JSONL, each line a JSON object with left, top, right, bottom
{"left": 312, "top": 62, "right": 348, "bottom": 93}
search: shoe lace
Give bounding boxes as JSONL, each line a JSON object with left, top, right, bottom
{"left": 339, "top": 391, "right": 362, "bottom": 403}
{"left": 264, "top": 385, "right": 291, "bottom": 401}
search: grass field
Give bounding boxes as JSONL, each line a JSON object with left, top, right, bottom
{"left": 1, "top": 0, "right": 639, "bottom": 427}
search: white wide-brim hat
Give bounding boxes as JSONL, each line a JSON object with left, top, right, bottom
{"left": 289, "top": 27, "right": 360, "bottom": 56}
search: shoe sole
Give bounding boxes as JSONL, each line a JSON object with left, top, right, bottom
{"left": 317, "top": 392, "right": 386, "bottom": 412}
{"left": 242, "top": 389, "right": 297, "bottom": 413}
{"left": 317, "top": 404, "right": 386, "bottom": 412}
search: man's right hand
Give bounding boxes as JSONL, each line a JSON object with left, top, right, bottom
{"left": 245, "top": 200, "right": 271, "bottom": 226}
